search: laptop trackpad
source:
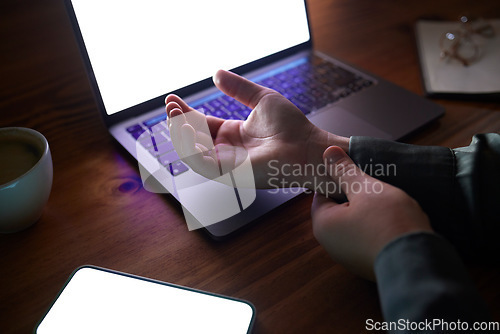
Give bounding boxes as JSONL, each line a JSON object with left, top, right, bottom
{"left": 309, "top": 106, "right": 392, "bottom": 139}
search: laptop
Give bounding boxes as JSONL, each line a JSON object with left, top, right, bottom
{"left": 65, "top": 0, "right": 444, "bottom": 239}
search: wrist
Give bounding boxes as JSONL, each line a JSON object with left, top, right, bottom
{"left": 306, "top": 129, "right": 349, "bottom": 167}
{"left": 327, "top": 131, "right": 350, "bottom": 154}
{"left": 301, "top": 128, "right": 349, "bottom": 195}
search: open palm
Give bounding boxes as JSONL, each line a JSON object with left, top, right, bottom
{"left": 165, "top": 70, "right": 326, "bottom": 188}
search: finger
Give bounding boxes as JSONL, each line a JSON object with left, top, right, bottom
{"left": 213, "top": 69, "right": 273, "bottom": 109}
{"left": 311, "top": 192, "right": 340, "bottom": 214}
{"left": 179, "top": 122, "right": 214, "bottom": 157}
{"left": 186, "top": 149, "right": 222, "bottom": 180}
{"left": 165, "top": 94, "right": 193, "bottom": 113}
{"left": 166, "top": 92, "right": 232, "bottom": 140}
{"left": 178, "top": 125, "right": 221, "bottom": 179}
{"left": 183, "top": 111, "right": 214, "bottom": 150}
{"left": 166, "top": 101, "right": 181, "bottom": 118}
{"left": 206, "top": 115, "right": 225, "bottom": 138}
{"left": 165, "top": 101, "right": 181, "bottom": 128}
{"left": 198, "top": 143, "right": 219, "bottom": 162}
{"left": 168, "top": 108, "right": 186, "bottom": 154}
{"left": 179, "top": 123, "right": 217, "bottom": 161}
{"left": 323, "top": 146, "right": 374, "bottom": 201}
{"left": 180, "top": 124, "right": 198, "bottom": 156}
{"left": 182, "top": 147, "right": 221, "bottom": 180}
{"left": 167, "top": 99, "right": 205, "bottom": 129}
{"left": 166, "top": 95, "right": 204, "bottom": 130}
{"left": 310, "top": 192, "right": 347, "bottom": 235}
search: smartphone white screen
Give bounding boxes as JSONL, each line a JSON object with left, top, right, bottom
{"left": 36, "top": 266, "right": 254, "bottom": 333}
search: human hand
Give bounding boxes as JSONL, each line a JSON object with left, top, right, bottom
{"left": 165, "top": 70, "right": 349, "bottom": 190}
{"left": 311, "top": 146, "right": 433, "bottom": 280}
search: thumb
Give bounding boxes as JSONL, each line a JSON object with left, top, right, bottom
{"left": 323, "top": 146, "right": 374, "bottom": 200}
{"left": 213, "top": 69, "right": 273, "bottom": 109}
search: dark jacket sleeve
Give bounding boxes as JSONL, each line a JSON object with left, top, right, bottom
{"left": 349, "top": 133, "right": 500, "bottom": 260}
{"left": 349, "top": 134, "right": 500, "bottom": 331}
{"left": 374, "top": 232, "right": 492, "bottom": 333}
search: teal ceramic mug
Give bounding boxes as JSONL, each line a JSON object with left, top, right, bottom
{"left": 0, "top": 127, "right": 53, "bottom": 232}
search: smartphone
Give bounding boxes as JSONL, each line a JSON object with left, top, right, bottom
{"left": 34, "top": 266, "right": 255, "bottom": 333}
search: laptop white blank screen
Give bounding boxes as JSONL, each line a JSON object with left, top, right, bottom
{"left": 71, "top": 0, "right": 310, "bottom": 115}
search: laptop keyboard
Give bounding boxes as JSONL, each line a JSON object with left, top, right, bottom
{"left": 127, "top": 55, "right": 373, "bottom": 177}
{"left": 255, "top": 55, "right": 373, "bottom": 115}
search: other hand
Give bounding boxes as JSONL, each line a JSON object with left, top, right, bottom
{"left": 311, "top": 146, "right": 433, "bottom": 280}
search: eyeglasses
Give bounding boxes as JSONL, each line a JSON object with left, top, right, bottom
{"left": 439, "top": 16, "right": 495, "bottom": 66}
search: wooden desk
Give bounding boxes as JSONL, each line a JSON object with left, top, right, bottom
{"left": 1, "top": 0, "right": 499, "bottom": 333}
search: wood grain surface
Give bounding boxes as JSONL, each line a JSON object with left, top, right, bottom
{"left": 1, "top": 0, "right": 499, "bottom": 333}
